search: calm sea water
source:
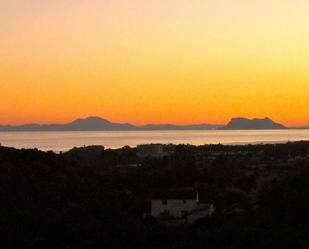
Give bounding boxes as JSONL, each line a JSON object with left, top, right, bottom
{"left": 0, "top": 130, "right": 309, "bottom": 152}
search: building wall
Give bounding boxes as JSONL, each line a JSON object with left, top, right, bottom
{"left": 151, "top": 199, "right": 198, "bottom": 218}
{"left": 187, "top": 205, "right": 215, "bottom": 223}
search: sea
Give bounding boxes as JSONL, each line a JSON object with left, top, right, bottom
{"left": 0, "top": 130, "right": 309, "bottom": 152}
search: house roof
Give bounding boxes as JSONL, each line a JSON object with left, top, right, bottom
{"left": 148, "top": 187, "right": 213, "bottom": 204}
{"left": 151, "top": 188, "right": 197, "bottom": 200}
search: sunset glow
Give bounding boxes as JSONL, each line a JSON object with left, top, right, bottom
{"left": 1, "top": 0, "right": 309, "bottom": 126}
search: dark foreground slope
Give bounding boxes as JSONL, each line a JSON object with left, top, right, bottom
{"left": 1, "top": 142, "right": 309, "bottom": 249}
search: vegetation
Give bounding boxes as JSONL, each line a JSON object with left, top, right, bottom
{"left": 1, "top": 141, "right": 309, "bottom": 248}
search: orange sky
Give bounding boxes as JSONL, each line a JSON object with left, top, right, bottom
{"left": 1, "top": 0, "right": 309, "bottom": 126}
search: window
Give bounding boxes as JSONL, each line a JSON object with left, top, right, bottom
{"left": 162, "top": 200, "right": 167, "bottom": 205}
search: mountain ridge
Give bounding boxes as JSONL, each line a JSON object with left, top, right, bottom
{"left": 0, "top": 116, "right": 223, "bottom": 131}
{"left": 221, "top": 117, "right": 287, "bottom": 130}
{"left": 0, "top": 116, "right": 293, "bottom": 131}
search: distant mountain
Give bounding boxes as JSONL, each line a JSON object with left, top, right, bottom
{"left": 1, "top": 116, "right": 291, "bottom": 131}
{"left": 0, "top": 117, "right": 136, "bottom": 131}
{"left": 64, "top": 117, "right": 136, "bottom": 131}
{"left": 0, "top": 117, "right": 222, "bottom": 131}
{"left": 222, "top": 117, "right": 286, "bottom": 130}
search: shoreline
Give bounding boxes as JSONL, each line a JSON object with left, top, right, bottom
{"left": 1, "top": 139, "right": 309, "bottom": 154}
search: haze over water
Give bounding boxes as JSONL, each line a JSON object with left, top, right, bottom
{"left": 1, "top": 130, "right": 309, "bottom": 152}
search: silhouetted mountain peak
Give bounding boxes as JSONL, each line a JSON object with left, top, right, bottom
{"left": 70, "top": 116, "right": 112, "bottom": 125}
{"left": 223, "top": 117, "right": 286, "bottom": 130}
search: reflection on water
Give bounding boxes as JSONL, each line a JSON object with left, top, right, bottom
{"left": 0, "top": 130, "right": 309, "bottom": 152}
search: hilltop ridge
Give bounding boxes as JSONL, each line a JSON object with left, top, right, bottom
{"left": 0, "top": 116, "right": 292, "bottom": 131}
{"left": 222, "top": 117, "right": 286, "bottom": 130}
{"left": 0, "top": 117, "right": 222, "bottom": 131}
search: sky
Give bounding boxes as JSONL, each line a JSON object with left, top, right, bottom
{"left": 1, "top": 0, "right": 309, "bottom": 126}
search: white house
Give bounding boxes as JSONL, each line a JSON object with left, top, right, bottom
{"left": 148, "top": 189, "right": 215, "bottom": 224}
